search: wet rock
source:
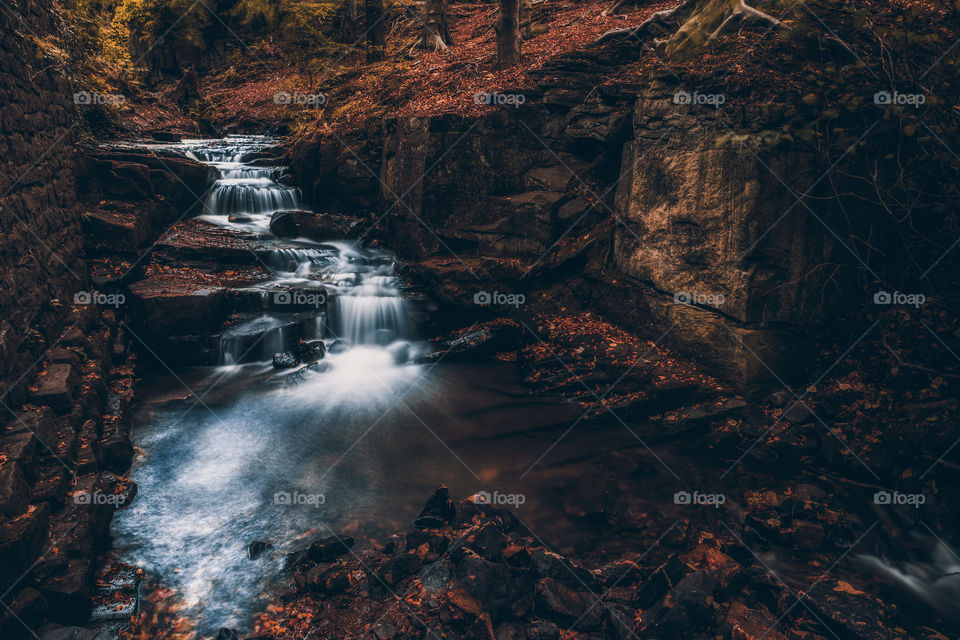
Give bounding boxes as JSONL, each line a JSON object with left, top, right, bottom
{"left": 1, "top": 431, "right": 39, "bottom": 481}
{"left": 371, "top": 621, "right": 397, "bottom": 640}
{"left": 37, "top": 556, "right": 94, "bottom": 624}
{"left": 805, "top": 578, "right": 907, "bottom": 640}
{"left": 269, "top": 210, "right": 362, "bottom": 240}
{"left": 388, "top": 341, "right": 411, "bottom": 364}
{"left": 272, "top": 352, "right": 299, "bottom": 368}
{"left": 307, "top": 361, "right": 332, "bottom": 374}
{"left": 722, "top": 601, "right": 788, "bottom": 640}
{"left": 248, "top": 540, "right": 273, "bottom": 559}
{"left": 421, "top": 320, "right": 523, "bottom": 363}
{"left": 463, "top": 522, "right": 507, "bottom": 561}
{"left": 328, "top": 339, "right": 350, "bottom": 354}
{"left": 452, "top": 555, "right": 533, "bottom": 621}
{"left": 0, "top": 504, "right": 51, "bottom": 593}
{"left": 634, "top": 555, "right": 689, "bottom": 609}
{"left": 406, "top": 530, "right": 450, "bottom": 555}
{"left": 305, "top": 565, "right": 353, "bottom": 594}
{"left": 29, "top": 363, "right": 79, "bottom": 415}
{"left": 307, "top": 535, "right": 354, "bottom": 563}
{"left": 529, "top": 547, "right": 597, "bottom": 591}
{"left": 0, "top": 588, "right": 47, "bottom": 638}
{"left": 535, "top": 578, "right": 603, "bottom": 629}
{"left": 214, "top": 628, "right": 240, "bottom": 640}
{"left": 415, "top": 486, "right": 457, "bottom": 529}
{"left": 297, "top": 339, "right": 326, "bottom": 364}
{"left": 376, "top": 552, "right": 422, "bottom": 585}
{"left": 643, "top": 569, "right": 719, "bottom": 635}
{"left": 0, "top": 461, "right": 30, "bottom": 518}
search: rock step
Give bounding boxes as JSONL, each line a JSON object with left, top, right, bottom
{"left": 0, "top": 305, "right": 138, "bottom": 634}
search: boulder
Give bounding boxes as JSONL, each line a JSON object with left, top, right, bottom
{"left": 307, "top": 536, "right": 354, "bottom": 563}
{"left": 28, "top": 364, "right": 79, "bottom": 415}
{"left": 272, "top": 352, "right": 299, "bottom": 369}
{"left": 269, "top": 210, "right": 362, "bottom": 240}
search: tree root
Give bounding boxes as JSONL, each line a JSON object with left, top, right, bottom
{"left": 597, "top": 0, "right": 780, "bottom": 62}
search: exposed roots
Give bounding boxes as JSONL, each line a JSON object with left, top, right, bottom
{"left": 597, "top": 0, "right": 780, "bottom": 62}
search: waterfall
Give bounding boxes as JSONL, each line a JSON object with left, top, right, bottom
{"left": 204, "top": 178, "right": 301, "bottom": 216}
{"left": 331, "top": 293, "right": 413, "bottom": 345}
{"left": 173, "top": 135, "right": 417, "bottom": 363}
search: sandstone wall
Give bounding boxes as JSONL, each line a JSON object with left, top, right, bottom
{"left": 0, "top": 0, "right": 86, "bottom": 406}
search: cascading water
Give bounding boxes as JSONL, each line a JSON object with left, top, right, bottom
{"left": 111, "top": 135, "right": 431, "bottom": 631}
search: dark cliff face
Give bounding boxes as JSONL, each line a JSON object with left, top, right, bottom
{"left": 0, "top": 0, "right": 85, "bottom": 406}
{"left": 287, "top": 70, "right": 868, "bottom": 385}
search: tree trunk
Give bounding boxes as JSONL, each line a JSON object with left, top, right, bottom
{"left": 420, "top": 0, "right": 452, "bottom": 50}
{"left": 496, "top": 0, "right": 522, "bottom": 67}
{"left": 366, "top": 0, "right": 386, "bottom": 61}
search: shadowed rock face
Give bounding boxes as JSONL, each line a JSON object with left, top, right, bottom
{"left": 0, "top": 0, "right": 85, "bottom": 407}
{"left": 292, "top": 82, "right": 864, "bottom": 384}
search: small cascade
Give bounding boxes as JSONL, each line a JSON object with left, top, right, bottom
{"left": 220, "top": 315, "right": 295, "bottom": 365}
{"left": 204, "top": 178, "right": 301, "bottom": 216}
{"left": 330, "top": 273, "right": 414, "bottom": 345}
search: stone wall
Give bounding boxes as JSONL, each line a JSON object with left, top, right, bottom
{"left": 0, "top": 0, "right": 86, "bottom": 407}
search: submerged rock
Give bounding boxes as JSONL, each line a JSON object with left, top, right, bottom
{"left": 248, "top": 540, "right": 273, "bottom": 560}
{"left": 328, "top": 339, "right": 350, "bottom": 354}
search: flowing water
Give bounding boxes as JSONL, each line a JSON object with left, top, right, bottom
{"left": 107, "top": 135, "right": 953, "bottom": 635}
{"left": 111, "top": 136, "right": 587, "bottom": 632}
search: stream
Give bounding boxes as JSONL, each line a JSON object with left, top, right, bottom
{"left": 107, "top": 136, "right": 958, "bottom": 636}
{"left": 110, "top": 136, "right": 593, "bottom": 632}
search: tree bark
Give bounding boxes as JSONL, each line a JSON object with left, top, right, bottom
{"left": 496, "top": 0, "right": 522, "bottom": 67}
{"left": 420, "top": 0, "right": 453, "bottom": 50}
{"left": 365, "top": 0, "right": 386, "bottom": 61}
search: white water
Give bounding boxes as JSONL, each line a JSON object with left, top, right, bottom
{"left": 111, "top": 135, "right": 427, "bottom": 630}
